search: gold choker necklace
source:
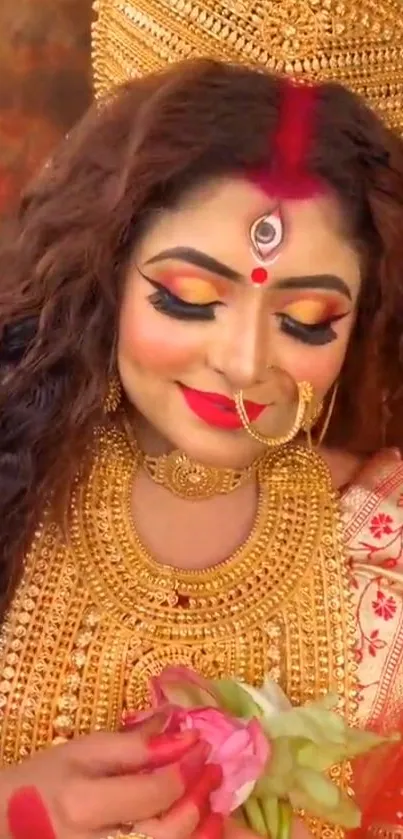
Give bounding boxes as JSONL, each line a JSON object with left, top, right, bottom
{"left": 123, "top": 416, "right": 258, "bottom": 500}
{"left": 141, "top": 450, "right": 258, "bottom": 499}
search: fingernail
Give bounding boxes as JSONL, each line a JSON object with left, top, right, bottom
{"left": 205, "top": 763, "right": 223, "bottom": 788}
{"left": 122, "top": 707, "right": 169, "bottom": 732}
{"left": 179, "top": 740, "right": 211, "bottom": 786}
{"left": 188, "top": 764, "right": 224, "bottom": 815}
{"left": 197, "top": 812, "right": 224, "bottom": 839}
{"left": 146, "top": 730, "right": 200, "bottom": 768}
{"left": 7, "top": 787, "right": 56, "bottom": 839}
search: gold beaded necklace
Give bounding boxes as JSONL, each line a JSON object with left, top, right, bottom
{"left": 0, "top": 420, "right": 357, "bottom": 838}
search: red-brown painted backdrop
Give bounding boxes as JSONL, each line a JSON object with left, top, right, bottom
{"left": 0, "top": 0, "right": 93, "bottom": 217}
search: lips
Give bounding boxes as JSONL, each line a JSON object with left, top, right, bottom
{"left": 179, "top": 384, "right": 266, "bottom": 430}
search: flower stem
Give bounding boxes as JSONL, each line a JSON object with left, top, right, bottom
{"left": 260, "top": 795, "right": 279, "bottom": 838}
{"left": 244, "top": 797, "right": 268, "bottom": 836}
{"left": 278, "top": 800, "right": 292, "bottom": 839}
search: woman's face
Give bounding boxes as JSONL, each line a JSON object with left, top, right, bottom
{"left": 118, "top": 176, "right": 361, "bottom": 468}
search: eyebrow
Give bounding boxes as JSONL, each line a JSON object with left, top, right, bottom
{"left": 144, "top": 247, "right": 241, "bottom": 281}
{"left": 273, "top": 275, "right": 352, "bottom": 300}
{"left": 144, "top": 247, "right": 352, "bottom": 300}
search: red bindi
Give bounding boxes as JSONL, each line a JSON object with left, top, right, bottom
{"left": 250, "top": 267, "right": 268, "bottom": 285}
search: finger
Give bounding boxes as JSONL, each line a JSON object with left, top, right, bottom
{"left": 121, "top": 708, "right": 171, "bottom": 735}
{"left": 69, "top": 728, "right": 199, "bottom": 775}
{"left": 194, "top": 813, "right": 225, "bottom": 839}
{"left": 137, "top": 764, "right": 223, "bottom": 839}
{"left": 292, "top": 817, "right": 312, "bottom": 839}
{"left": 63, "top": 743, "right": 209, "bottom": 830}
{"left": 224, "top": 819, "right": 261, "bottom": 838}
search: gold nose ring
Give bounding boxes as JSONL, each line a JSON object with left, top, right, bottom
{"left": 234, "top": 381, "right": 314, "bottom": 447}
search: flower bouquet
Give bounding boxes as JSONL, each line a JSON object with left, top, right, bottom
{"left": 124, "top": 667, "right": 399, "bottom": 838}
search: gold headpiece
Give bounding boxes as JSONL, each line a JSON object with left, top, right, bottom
{"left": 92, "top": 0, "right": 403, "bottom": 133}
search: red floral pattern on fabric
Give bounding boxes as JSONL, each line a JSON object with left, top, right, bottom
{"left": 340, "top": 454, "right": 403, "bottom": 838}
{"left": 369, "top": 513, "right": 394, "bottom": 538}
{"left": 372, "top": 590, "right": 397, "bottom": 620}
{"left": 341, "top": 453, "right": 403, "bottom": 720}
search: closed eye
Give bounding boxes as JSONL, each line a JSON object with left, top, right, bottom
{"left": 146, "top": 279, "right": 220, "bottom": 321}
{"left": 277, "top": 312, "right": 348, "bottom": 346}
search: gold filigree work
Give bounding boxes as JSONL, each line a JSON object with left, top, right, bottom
{"left": 92, "top": 0, "right": 403, "bottom": 132}
{"left": 140, "top": 447, "right": 260, "bottom": 499}
{"left": 0, "top": 421, "right": 358, "bottom": 838}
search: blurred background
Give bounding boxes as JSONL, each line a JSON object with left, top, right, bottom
{"left": 0, "top": 0, "right": 93, "bottom": 217}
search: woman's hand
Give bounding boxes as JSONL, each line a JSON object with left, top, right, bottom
{"left": 0, "top": 721, "right": 223, "bottom": 839}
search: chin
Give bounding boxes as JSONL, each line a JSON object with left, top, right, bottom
{"left": 171, "top": 426, "right": 264, "bottom": 470}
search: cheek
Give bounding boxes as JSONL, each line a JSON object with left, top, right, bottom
{"left": 118, "top": 296, "right": 201, "bottom": 374}
{"left": 293, "top": 350, "right": 342, "bottom": 392}
{"left": 283, "top": 332, "right": 350, "bottom": 394}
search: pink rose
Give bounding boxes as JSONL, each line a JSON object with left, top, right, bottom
{"left": 124, "top": 667, "right": 270, "bottom": 814}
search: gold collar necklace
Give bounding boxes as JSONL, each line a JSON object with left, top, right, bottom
{"left": 122, "top": 415, "right": 260, "bottom": 500}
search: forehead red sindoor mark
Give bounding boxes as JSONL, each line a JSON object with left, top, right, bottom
{"left": 248, "top": 79, "right": 325, "bottom": 200}
{"left": 250, "top": 267, "right": 269, "bottom": 285}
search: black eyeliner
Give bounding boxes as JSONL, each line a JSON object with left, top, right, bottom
{"left": 278, "top": 312, "right": 347, "bottom": 346}
{"left": 140, "top": 270, "right": 217, "bottom": 322}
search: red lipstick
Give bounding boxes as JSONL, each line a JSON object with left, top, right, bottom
{"left": 179, "top": 385, "right": 266, "bottom": 430}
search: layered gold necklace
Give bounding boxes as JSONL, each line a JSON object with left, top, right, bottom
{"left": 0, "top": 420, "right": 357, "bottom": 837}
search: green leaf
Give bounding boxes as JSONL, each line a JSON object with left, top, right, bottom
{"left": 295, "top": 767, "right": 340, "bottom": 809}
{"left": 289, "top": 785, "right": 362, "bottom": 828}
{"left": 341, "top": 728, "right": 400, "bottom": 758}
{"left": 215, "top": 680, "right": 262, "bottom": 719}
{"left": 295, "top": 741, "right": 346, "bottom": 771}
{"left": 255, "top": 739, "right": 295, "bottom": 797}
{"left": 263, "top": 707, "right": 344, "bottom": 745}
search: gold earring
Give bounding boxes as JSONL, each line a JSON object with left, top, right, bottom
{"left": 302, "top": 399, "right": 324, "bottom": 432}
{"left": 104, "top": 375, "right": 121, "bottom": 414}
{"left": 234, "top": 381, "right": 314, "bottom": 448}
{"left": 315, "top": 382, "right": 338, "bottom": 447}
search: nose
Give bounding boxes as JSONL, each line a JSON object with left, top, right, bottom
{"left": 211, "top": 302, "right": 269, "bottom": 391}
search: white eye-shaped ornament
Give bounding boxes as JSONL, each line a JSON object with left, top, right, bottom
{"left": 250, "top": 208, "right": 284, "bottom": 264}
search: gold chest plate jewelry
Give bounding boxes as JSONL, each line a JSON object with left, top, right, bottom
{"left": 0, "top": 424, "right": 358, "bottom": 838}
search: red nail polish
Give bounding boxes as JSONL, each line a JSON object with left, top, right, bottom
{"left": 179, "top": 740, "right": 211, "bottom": 786}
{"left": 206, "top": 764, "right": 223, "bottom": 787}
{"left": 7, "top": 787, "right": 56, "bottom": 839}
{"left": 196, "top": 812, "right": 224, "bottom": 839}
{"left": 146, "top": 730, "right": 200, "bottom": 768}
{"left": 187, "top": 764, "right": 224, "bottom": 818}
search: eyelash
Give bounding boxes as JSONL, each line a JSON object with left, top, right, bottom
{"left": 146, "top": 279, "right": 344, "bottom": 346}
{"left": 277, "top": 313, "right": 342, "bottom": 346}
{"left": 147, "top": 280, "right": 219, "bottom": 321}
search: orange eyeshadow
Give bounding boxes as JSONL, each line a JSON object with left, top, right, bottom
{"left": 157, "top": 272, "right": 226, "bottom": 304}
{"left": 280, "top": 297, "right": 348, "bottom": 324}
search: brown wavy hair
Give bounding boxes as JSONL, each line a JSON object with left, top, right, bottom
{"left": 1, "top": 58, "right": 403, "bottom": 617}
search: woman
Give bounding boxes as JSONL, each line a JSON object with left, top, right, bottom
{"left": 1, "top": 0, "right": 403, "bottom": 837}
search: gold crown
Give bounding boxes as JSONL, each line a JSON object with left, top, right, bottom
{"left": 92, "top": 0, "right": 403, "bottom": 133}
